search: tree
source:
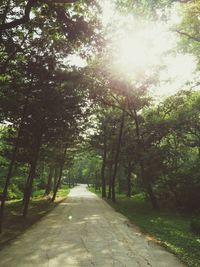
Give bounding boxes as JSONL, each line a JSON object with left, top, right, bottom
{"left": 0, "top": 0, "right": 102, "bottom": 230}
{"left": 0, "top": 0, "right": 100, "bottom": 34}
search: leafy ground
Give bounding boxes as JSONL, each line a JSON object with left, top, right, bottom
{"left": 90, "top": 188, "right": 200, "bottom": 267}
{"left": 0, "top": 187, "right": 70, "bottom": 250}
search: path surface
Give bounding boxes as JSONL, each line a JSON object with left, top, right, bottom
{"left": 0, "top": 184, "right": 185, "bottom": 267}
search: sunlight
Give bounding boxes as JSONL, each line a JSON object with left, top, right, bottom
{"left": 157, "top": 54, "right": 196, "bottom": 96}
{"left": 113, "top": 23, "right": 173, "bottom": 75}
{"left": 101, "top": 0, "right": 196, "bottom": 96}
{"left": 101, "top": 0, "right": 114, "bottom": 26}
{"left": 65, "top": 54, "right": 87, "bottom": 68}
{"left": 117, "top": 32, "right": 149, "bottom": 70}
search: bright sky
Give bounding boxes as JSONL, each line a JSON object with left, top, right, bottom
{"left": 64, "top": 54, "right": 87, "bottom": 68}
{"left": 101, "top": 0, "right": 197, "bottom": 98}
{"left": 66, "top": 0, "right": 197, "bottom": 98}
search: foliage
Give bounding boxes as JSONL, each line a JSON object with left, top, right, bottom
{"left": 79, "top": 74, "right": 200, "bottom": 212}
{"left": 0, "top": 0, "right": 200, "bottom": 262}
{"left": 0, "top": 0, "right": 102, "bottom": 224}
{"left": 175, "top": 1, "right": 200, "bottom": 68}
{"left": 115, "top": 0, "right": 177, "bottom": 20}
{"left": 68, "top": 150, "right": 102, "bottom": 185}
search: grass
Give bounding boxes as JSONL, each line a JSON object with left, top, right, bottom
{"left": 90, "top": 188, "right": 200, "bottom": 267}
{"left": 0, "top": 187, "right": 70, "bottom": 250}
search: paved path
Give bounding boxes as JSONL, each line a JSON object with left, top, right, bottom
{"left": 0, "top": 184, "right": 185, "bottom": 267}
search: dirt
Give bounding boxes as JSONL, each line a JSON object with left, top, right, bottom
{"left": 0, "top": 184, "right": 186, "bottom": 267}
{"left": 0, "top": 196, "right": 65, "bottom": 250}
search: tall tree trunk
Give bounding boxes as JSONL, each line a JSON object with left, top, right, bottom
{"left": 118, "top": 172, "right": 122, "bottom": 193}
{"left": 107, "top": 148, "right": 114, "bottom": 199}
{"left": 44, "top": 165, "right": 53, "bottom": 196}
{"left": 0, "top": 129, "right": 21, "bottom": 232}
{"left": 0, "top": 99, "right": 28, "bottom": 232}
{"left": 101, "top": 128, "right": 107, "bottom": 198}
{"left": 132, "top": 107, "right": 159, "bottom": 210}
{"left": 51, "top": 147, "right": 67, "bottom": 202}
{"left": 22, "top": 129, "right": 42, "bottom": 217}
{"left": 53, "top": 167, "right": 58, "bottom": 191}
{"left": 95, "top": 171, "right": 100, "bottom": 191}
{"left": 127, "top": 161, "right": 132, "bottom": 197}
{"left": 146, "top": 182, "right": 159, "bottom": 209}
{"left": 108, "top": 180, "right": 112, "bottom": 199}
{"left": 111, "top": 111, "right": 125, "bottom": 202}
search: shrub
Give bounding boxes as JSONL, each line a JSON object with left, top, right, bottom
{"left": 7, "top": 183, "right": 23, "bottom": 199}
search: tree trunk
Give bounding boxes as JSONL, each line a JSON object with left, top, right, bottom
{"left": 111, "top": 111, "right": 125, "bottom": 202}
{"left": 53, "top": 167, "right": 58, "bottom": 191}
{"left": 140, "top": 160, "right": 159, "bottom": 209}
{"left": 146, "top": 182, "right": 159, "bottom": 209}
{"left": 44, "top": 165, "right": 53, "bottom": 195}
{"left": 107, "top": 166, "right": 113, "bottom": 199}
{"left": 101, "top": 128, "right": 107, "bottom": 198}
{"left": 132, "top": 107, "right": 159, "bottom": 209}
{"left": 95, "top": 171, "right": 100, "bottom": 191}
{"left": 0, "top": 99, "right": 28, "bottom": 232}
{"left": 107, "top": 147, "right": 114, "bottom": 199}
{"left": 0, "top": 129, "right": 21, "bottom": 232}
{"left": 22, "top": 129, "right": 42, "bottom": 217}
{"left": 51, "top": 147, "right": 67, "bottom": 202}
{"left": 127, "top": 161, "right": 132, "bottom": 197}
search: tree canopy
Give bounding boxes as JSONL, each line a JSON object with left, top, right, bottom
{"left": 0, "top": 0, "right": 200, "bottom": 238}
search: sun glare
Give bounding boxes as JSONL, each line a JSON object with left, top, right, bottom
{"left": 117, "top": 33, "right": 149, "bottom": 70}
{"left": 101, "top": 0, "right": 196, "bottom": 96}
{"left": 113, "top": 24, "right": 173, "bottom": 75}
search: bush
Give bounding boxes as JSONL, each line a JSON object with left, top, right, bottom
{"left": 31, "top": 189, "right": 45, "bottom": 198}
{"left": 190, "top": 219, "right": 200, "bottom": 235}
{"left": 7, "top": 183, "right": 23, "bottom": 199}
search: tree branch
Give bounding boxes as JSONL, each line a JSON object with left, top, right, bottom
{"left": 0, "top": 32, "right": 30, "bottom": 73}
{"left": 0, "top": 0, "right": 37, "bottom": 31}
{"left": 175, "top": 29, "right": 200, "bottom": 43}
{"left": 100, "top": 97, "right": 131, "bottom": 117}
{"left": 0, "top": 0, "right": 76, "bottom": 32}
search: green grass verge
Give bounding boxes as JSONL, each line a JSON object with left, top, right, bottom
{"left": 0, "top": 186, "right": 71, "bottom": 250}
{"left": 88, "top": 186, "right": 101, "bottom": 196}
{"left": 90, "top": 188, "right": 200, "bottom": 267}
